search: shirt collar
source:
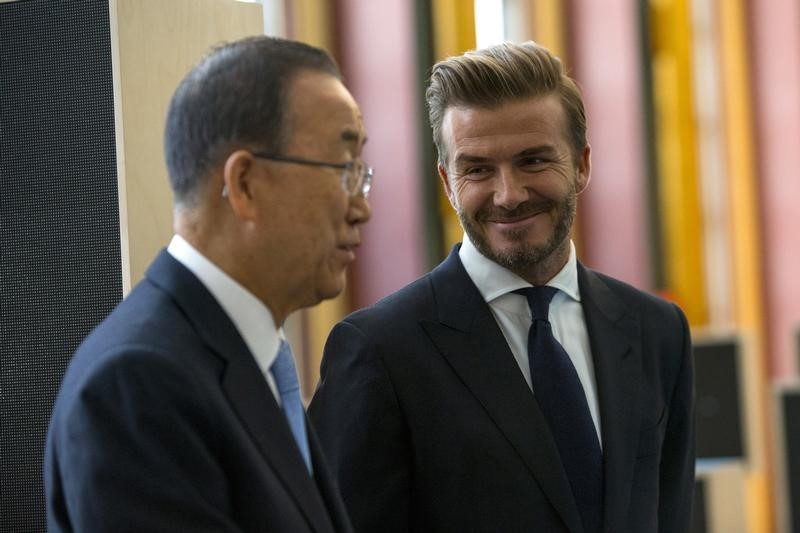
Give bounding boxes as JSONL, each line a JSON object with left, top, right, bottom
{"left": 167, "top": 234, "right": 282, "bottom": 375}
{"left": 458, "top": 232, "right": 581, "bottom": 304}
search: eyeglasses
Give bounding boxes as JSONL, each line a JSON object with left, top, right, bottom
{"left": 252, "top": 152, "right": 373, "bottom": 198}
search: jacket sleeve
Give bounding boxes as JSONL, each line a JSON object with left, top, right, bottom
{"left": 45, "top": 348, "right": 244, "bottom": 533}
{"left": 658, "top": 305, "right": 696, "bottom": 533}
{"left": 309, "top": 320, "right": 411, "bottom": 533}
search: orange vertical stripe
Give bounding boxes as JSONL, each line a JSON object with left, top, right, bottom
{"left": 650, "top": 0, "right": 708, "bottom": 325}
{"left": 718, "top": 0, "right": 774, "bottom": 529}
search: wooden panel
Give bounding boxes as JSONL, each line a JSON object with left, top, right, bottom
{"left": 696, "top": 462, "right": 748, "bottom": 533}
{"left": 110, "top": 0, "right": 263, "bottom": 291}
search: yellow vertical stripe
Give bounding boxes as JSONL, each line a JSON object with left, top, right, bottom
{"left": 719, "top": 0, "right": 763, "bottom": 335}
{"left": 650, "top": 0, "right": 707, "bottom": 325}
{"left": 432, "top": 0, "right": 476, "bottom": 58}
{"left": 432, "top": 0, "right": 476, "bottom": 253}
{"left": 301, "top": 294, "right": 349, "bottom": 399}
{"left": 532, "top": 0, "right": 565, "bottom": 58}
{"left": 288, "top": 0, "right": 334, "bottom": 52}
{"left": 718, "top": 0, "right": 773, "bottom": 530}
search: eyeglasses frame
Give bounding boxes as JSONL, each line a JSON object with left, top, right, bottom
{"left": 251, "top": 152, "right": 373, "bottom": 198}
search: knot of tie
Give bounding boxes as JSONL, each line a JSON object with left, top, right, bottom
{"left": 514, "top": 285, "right": 558, "bottom": 322}
{"left": 271, "top": 341, "right": 300, "bottom": 396}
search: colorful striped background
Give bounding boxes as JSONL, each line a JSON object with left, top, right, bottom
{"left": 275, "top": 1, "right": 800, "bottom": 529}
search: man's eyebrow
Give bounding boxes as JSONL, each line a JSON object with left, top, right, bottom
{"left": 514, "top": 145, "right": 557, "bottom": 158}
{"left": 453, "top": 145, "right": 559, "bottom": 166}
{"left": 453, "top": 153, "right": 491, "bottom": 166}
{"left": 341, "top": 128, "right": 366, "bottom": 145}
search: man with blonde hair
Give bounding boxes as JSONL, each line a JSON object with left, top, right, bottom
{"left": 311, "top": 41, "right": 694, "bottom": 532}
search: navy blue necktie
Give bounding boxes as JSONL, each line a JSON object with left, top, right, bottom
{"left": 516, "top": 286, "right": 602, "bottom": 533}
{"left": 271, "top": 340, "right": 312, "bottom": 473}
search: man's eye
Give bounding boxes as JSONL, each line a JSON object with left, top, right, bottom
{"left": 461, "top": 167, "right": 491, "bottom": 179}
{"left": 519, "top": 157, "right": 547, "bottom": 168}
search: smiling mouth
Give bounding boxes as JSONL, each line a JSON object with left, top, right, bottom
{"left": 487, "top": 210, "right": 545, "bottom": 224}
{"left": 478, "top": 200, "right": 553, "bottom": 225}
{"left": 484, "top": 209, "right": 549, "bottom": 230}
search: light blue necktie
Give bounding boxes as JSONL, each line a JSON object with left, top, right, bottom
{"left": 270, "top": 340, "right": 312, "bottom": 473}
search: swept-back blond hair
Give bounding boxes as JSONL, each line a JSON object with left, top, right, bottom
{"left": 426, "top": 41, "right": 586, "bottom": 166}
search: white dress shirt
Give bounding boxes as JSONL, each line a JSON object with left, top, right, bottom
{"left": 459, "top": 234, "right": 602, "bottom": 445}
{"left": 167, "top": 235, "right": 283, "bottom": 404}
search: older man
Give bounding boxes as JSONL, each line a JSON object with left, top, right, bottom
{"left": 45, "top": 36, "right": 371, "bottom": 532}
{"left": 310, "top": 41, "right": 694, "bottom": 533}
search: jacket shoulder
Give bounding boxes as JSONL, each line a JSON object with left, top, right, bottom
{"left": 345, "top": 273, "right": 436, "bottom": 327}
{"left": 584, "top": 267, "right": 684, "bottom": 319}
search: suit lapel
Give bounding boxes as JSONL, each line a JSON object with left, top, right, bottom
{"left": 578, "top": 265, "right": 641, "bottom": 533}
{"left": 146, "top": 251, "right": 334, "bottom": 533}
{"left": 420, "top": 248, "right": 583, "bottom": 533}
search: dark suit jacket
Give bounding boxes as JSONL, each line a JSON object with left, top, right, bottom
{"left": 45, "top": 251, "right": 352, "bottom": 533}
{"left": 309, "top": 246, "right": 694, "bottom": 533}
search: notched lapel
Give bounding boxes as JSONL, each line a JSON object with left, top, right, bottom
{"left": 420, "top": 249, "right": 584, "bottom": 533}
{"left": 220, "top": 360, "right": 334, "bottom": 533}
{"left": 146, "top": 251, "right": 333, "bottom": 533}
{"left": 578, "top": 265, "right": 641, "bottom": 533}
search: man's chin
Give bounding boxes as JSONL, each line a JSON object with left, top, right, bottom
{"left": 317, "top": 274, "right": 347, "bottom": 302}
{"left": 477, "top": 239, "right": 559, "bottom": 269}
{"left": 485, "top": 239, "right": 547, "bottom": 259}
{"left": 477, "top": 223, "right": 548, "bottom": 252}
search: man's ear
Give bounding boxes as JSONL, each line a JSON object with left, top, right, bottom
{"left": 222, "top": 150, "right": 260, "bottom": 220}
{"left": 576, "top": 144, "right": 592, "bottom": 194}
{"left": 438, "top": 162, "right": 458, "bottom": 209}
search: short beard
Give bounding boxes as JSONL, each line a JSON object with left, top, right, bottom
{"left": 458, "top": 189, "right": 577, "bottom": 279}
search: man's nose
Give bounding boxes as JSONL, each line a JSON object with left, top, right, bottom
{"left": 347, "top": 193, "right": 371, "bottom": 225}
{"left": 493, "top": 167, "right": 528, "bottom": 209}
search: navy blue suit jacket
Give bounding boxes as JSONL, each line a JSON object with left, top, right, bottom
{"left": 309, "top": 246, "right": 694, "bottom": 533}
{"left": 45, "top": 250, "right": 352, "bottom": 533}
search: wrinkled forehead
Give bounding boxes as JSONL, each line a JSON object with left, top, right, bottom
{"left": 440, "top": 95, "right": 570, "bottom": 160}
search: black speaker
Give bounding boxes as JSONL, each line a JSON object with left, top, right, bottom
{"left": 0, "top": 1, "right": 122, "bottom": 531}
{"left": 693, "top": 337, "right": 746, "bottom": 459}
{"left": 776, "top": 385, "right": 800, "bottom": 533}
